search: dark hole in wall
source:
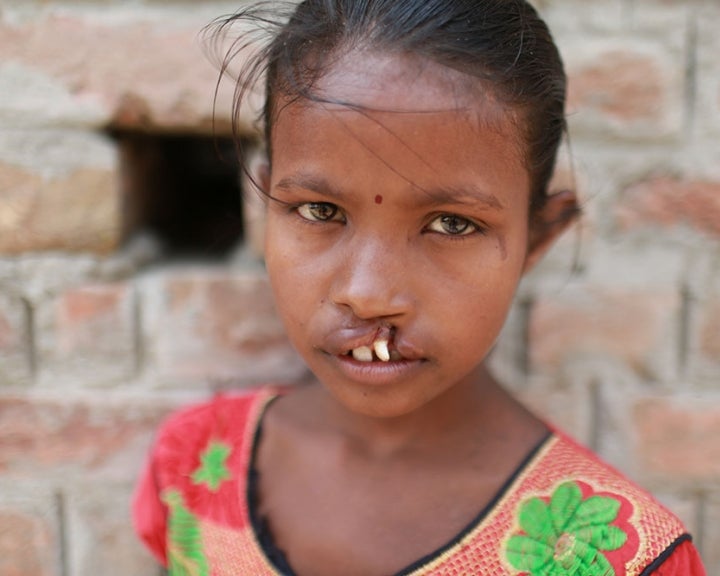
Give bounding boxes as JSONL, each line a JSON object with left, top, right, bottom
{"left": 114, "top": 132, "right": 244, "bottom": 259}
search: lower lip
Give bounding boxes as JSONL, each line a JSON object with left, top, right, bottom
{"left": 328, "top": 354, "right": 425, "bottom": 387}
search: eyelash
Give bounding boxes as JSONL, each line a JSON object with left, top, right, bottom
{"left": 293, "top": 202, "right": 346, "bottom": 223}
{"left": 425, "top": 214, "right": 485, "bottom": 238}
{"left": 290, "top": 202, "right": 485, "bottom": 238}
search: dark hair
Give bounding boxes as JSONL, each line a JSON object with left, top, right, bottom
{"left": 209, "top": 0, "right": 567, "bottom": 211}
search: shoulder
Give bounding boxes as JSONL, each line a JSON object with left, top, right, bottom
{"left": 503, "top": 430, "right": 695, "bottom": 575}
{"left": 149, "top": 386, "right": 283, "bottom": 489}
{"left": 132, "top": 386, "right": 286, "bottom": 566}
{"left": 155, "top": 387, "right": 281, "bottom": 446}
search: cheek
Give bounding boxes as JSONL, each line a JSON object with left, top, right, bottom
{"left": 430, "top": 253, "right": 524, "bottom": 338}
{"left": 265, "top": 225, "right": 329, "bottom": 326}
{"left": 265, "top": 227, "right": 300, "bottom": 306}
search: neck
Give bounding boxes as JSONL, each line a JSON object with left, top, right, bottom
{"left": 313, "top": 365, "right": 506, "bottom": 460}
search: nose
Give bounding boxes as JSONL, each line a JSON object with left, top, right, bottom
{"left": 329, "top": 234, "right": 413, "bottom": 320}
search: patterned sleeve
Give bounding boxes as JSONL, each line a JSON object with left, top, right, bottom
{"left": 647, "top": 536, "right": 706, "bottom": 575}
{"left": 131, "top": 391, "right": 269, "bottom": 568}
{"left": 131, "top": 400, "right": 215, "bottom": 566}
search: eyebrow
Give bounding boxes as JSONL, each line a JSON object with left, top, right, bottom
{"left": 274, "top": 174, "right": 504, "bottom": 211}
{"left": 413, "top": 184, "right": 505, "bottom": 211}
{"left": 274, "top": 174, "right": 344, "bottom": 200}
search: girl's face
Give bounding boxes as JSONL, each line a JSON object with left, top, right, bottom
{"left": 264, "top": 52, "right": 546, "bottom": 419}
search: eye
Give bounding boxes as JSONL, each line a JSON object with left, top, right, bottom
{"left": 426, "top": 214, "right": 479, "bottom": 236}
{"left": 296, "top": 202, "right": 343, "bottom": 222}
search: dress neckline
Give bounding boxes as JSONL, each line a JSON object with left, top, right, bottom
{"left": 243, "top": 390, "right": 553, "bottom": 576}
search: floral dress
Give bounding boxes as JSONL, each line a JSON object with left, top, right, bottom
{"left": 133, "top": 388, "right": 706, "bottom": 575}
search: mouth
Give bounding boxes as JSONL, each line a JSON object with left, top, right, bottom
{"left": 346, "top": 337, "right": 404, "bottom": 363}
{"left": 319, "top": 323, "right": 425, "bottom": 373}
{"left": 319, "top": 326, "right": 426, "bottom": 387}
{"left": 342, "top": 325, "right": 406, "bottom": 363}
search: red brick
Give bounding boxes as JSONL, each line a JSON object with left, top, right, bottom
{"left": 0, "top": 510, "right": 55, "bottom": 576}
{"left": 617, "top": 177, "right": 720, "bottom": 238}
{"left": 0, "top": 14, "right": 237, "bottom": 133}
{"left": 37, "top": 283, "right": 136, "bottom": 385}
{"left": 0, "top": 162, "right": 119, "bottom": 255}
{"left": 699, "top": 299, "right": 720, "bottom": 360}
{"left": 529, "top": 287, "right": 679, "bottom": 378}
{"left": 0, "top": 490, "right": 59, "bottom": 576}
{"left": 147, "top": 270, "right": 305, "bottom": 384}
{"left": 0, "top": 397, "right": 170, "bottom": 478}
{"left": 56, "top": 285, "right": 127, "bottom": 340}
{"left": 567, "top": 50, "right": 667, "bottom": 123}
{"left": 634, "top": 398, "right": 720, "bottom": 482}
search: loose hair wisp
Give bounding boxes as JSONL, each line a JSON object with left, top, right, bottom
{"left": 207, "top": 0, "right": 568, "bottom": 211}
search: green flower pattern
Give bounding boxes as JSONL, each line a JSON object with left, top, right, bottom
{"left": 163, "top": 490, "right": 210, "bottom": 576}
{"left": 191, "top": 440, "right": 232, "bottom": 492}
{"left": 506, "top": 481, "right": 628, "bottom": 576}
{"left": 162, "top": 440, "right": 234, "bottom": 575}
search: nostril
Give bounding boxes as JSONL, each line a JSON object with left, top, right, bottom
{"left": 329, "top": 242, "right": 411, "bottom": 320}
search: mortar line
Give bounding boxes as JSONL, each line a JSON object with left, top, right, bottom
{"left": 623, "top": 0, "right": 635, "bottom": 27}
{"left": 678, "top": 285, "right": 693, "bottom": 380}
{"left": 132, "top": 284, "right": 145, "bottom": 378}
{"left": 55, "top": 490, "right": 69, "bottom": 576}
{"left": 683, "top": 9, "right": 699, "bottom": 140}
{"left": 620, "top": 0, "right": 636, "bottom": 32}
{"left": 21, "top": 297, "right": 38, "bottom": 381}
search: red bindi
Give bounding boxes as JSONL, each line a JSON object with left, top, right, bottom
{"left": 375, "top": 194, "right": 383, "bottom": 205}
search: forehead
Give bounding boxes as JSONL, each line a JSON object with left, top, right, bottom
{"left": 269, "top": 50, "right": 530, "bottom": 199}
{"left": 321, "top": 50, "right": 478, "bottom": 108}
{"left": 275, "top": 49, "right": 521, "bottom": 136}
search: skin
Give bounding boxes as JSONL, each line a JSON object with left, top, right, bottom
{"left": 256, "top": 50, "right": 577, "bottom": 576}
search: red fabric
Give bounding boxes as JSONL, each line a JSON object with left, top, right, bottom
{"left": 151, "top": 396, "right": 253, "bottom": 529}
{"left": 132, "top": 391, "right": 269, "bottom": 567}
{"left": 132, "top": 443, "right": 168, "bottom": 566}
{"left": 651, "top": 539, "right": 707, "bottom": 575}
{"left": 132, "top": 390, "right": 708, "bottom": 575}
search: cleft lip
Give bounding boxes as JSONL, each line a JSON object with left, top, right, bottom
{"left": 320, "top": 323, "right": 426, "bottom": 363}
{"left": 347, "top": 326, "right": 394, "bottom": 362}
{"left": 324, "top": 324, "right": 387, "bottom": 355}
{"left": 343, "top": 338, "right": 424, "bottom": 364}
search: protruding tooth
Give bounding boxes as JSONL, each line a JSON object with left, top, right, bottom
{"left": 352, "top": 346, "right": 374, "bottom": 362}
{"left": 373, "top": 338, "right": 390, "bottom": 362}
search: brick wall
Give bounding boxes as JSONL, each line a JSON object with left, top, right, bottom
{"left": 0, "top": 1, "right": 718, "bottom": 574}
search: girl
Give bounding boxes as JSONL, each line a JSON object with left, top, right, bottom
{"left": 133, "top": 1, "right": 706, "bottom": 574}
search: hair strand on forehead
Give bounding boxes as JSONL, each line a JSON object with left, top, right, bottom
{"left": 205, "top": 0, "right": 569, "bottom": 212}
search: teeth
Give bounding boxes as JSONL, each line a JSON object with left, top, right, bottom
{"left": 373, "top": 338, "right": 390, "bottom": 362}
{"left": 351, "top": 345, "right": 374, "bottom": 362}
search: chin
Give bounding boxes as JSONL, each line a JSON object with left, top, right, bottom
{"left": 326, "top": 383, "right": 441, "bottom": 421}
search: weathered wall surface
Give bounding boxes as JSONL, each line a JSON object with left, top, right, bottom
{"left": 0, "top": 1, "right": 718, "bottom": 574}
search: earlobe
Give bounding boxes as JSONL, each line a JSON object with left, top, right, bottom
{"left": 523, "top": 190, "right": 580, "bottom": 273}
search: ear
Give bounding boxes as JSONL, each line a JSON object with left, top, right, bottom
{"left": 523, "top": 190, "right": 579, "bottom": 273}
